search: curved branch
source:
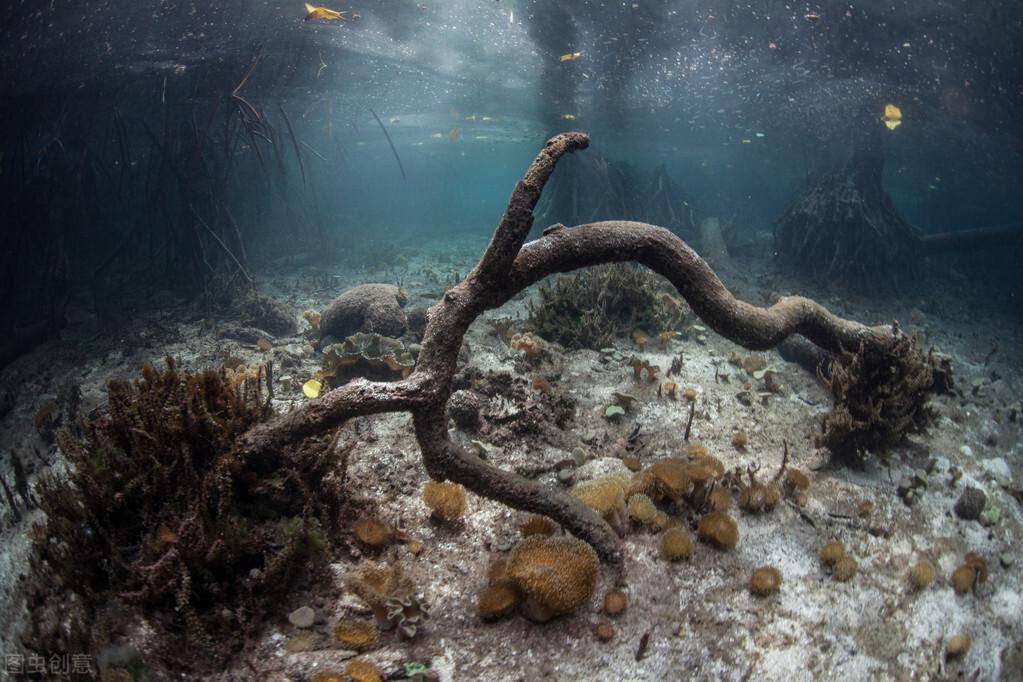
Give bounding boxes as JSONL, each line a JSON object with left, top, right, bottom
{"left": 495, "top": 221, "right": 892, "bottom": 355}
{"left": 236, "top": 376, "right": 428, "bottom": 459}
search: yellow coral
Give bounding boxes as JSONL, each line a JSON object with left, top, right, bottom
{"left": 643, "top": 458, "right": 691, "bottom": 501}
{"left": 353, "top": 517, "right": 392, "bottom": 548}
{"left": 334, "top": 618, "right": 380, "bottom": 651}
{"left": 571, "top": 475, "right": 628, "bottom": 518}
{"left": 422, "top": 481, "right": 467, "bottom": 522}
{"left": 659, "top": 527, "right": 693, "bottom": 561}
{"left": 346, "top": 660, "right": 384, "bottom": 682}
{"left": 627, "top": 494, "right": 658, "bottom": 525}
{"left": 506, "top": 535, "right": 599, "bottom": 622}
{"left": 697, "top": 511, "right": 738, "bottom": 550}
{"left": 520, "top": 515, "right": 558, "bottom": 537}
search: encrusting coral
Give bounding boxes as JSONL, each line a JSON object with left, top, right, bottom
{"left": 28, "top": 358, "right": 344, "bottom": 670}
{"left": 233, "top": 132, "right": 949, "bottom": 570}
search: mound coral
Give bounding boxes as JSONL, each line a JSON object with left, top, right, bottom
{"left": 478, "top": 582, "right": 523, "bottom": 620}
{"left": 520, "top": 515, "right": 559, "bottom": 537}
{"left": 603, "top": 588, "right": 628, "bottom": 616}
{"left": 346, "top": 660, "right": 384, "bottom": 682}
{"left": 951, "top": 552, "right": 987, "bottom": 595}
{"left": 909, "top": 560, "right": 935, "bottom": 590}
{"left": 832, "top": 556, "right": 858, "bottom": 582}
{"left": 819, "top": 541, "right": 846, "bottom": 567}
{"left": 627, "top": 494, "right": 658, "bottom": 525}
{"left": 334, "top": 619, "right": 380, "bottom": 651}
{"left": 422, "top": 481, "right": 467, "bottom": 522}
{"left": 697, "top": 511, "right": 739, "bottom": 550}
{"left": 749, "top": 566, "right": 783, "bottom": 596}
{"left": 572, "top": 475, "right": 628, "bottom": 521}
{"left": 659, "top": 528, "right": 694, "bottom": 561}
{"left": 319, "top": 282, "right": 408, "bottom": 340}
{"left": 505, "top": 535, "right": 599, "bottom": 622}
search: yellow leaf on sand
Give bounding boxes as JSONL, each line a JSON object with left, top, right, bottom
{"left": 304, "top": 3, "right": 345, "bottom": 21}
{"left": 882, "top": 103, "right": 902, "bottom": 130}
{"left": 303, "top": 379, "right": 323, "bottom": 398}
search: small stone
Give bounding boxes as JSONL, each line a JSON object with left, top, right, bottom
{"left": 959, "top": 445, "right": 973, "bottom": 458}
{"left": 557, "top": 467, "right": 575, "bottom": 485}
{"left": 999, "top": 553, "right": 1015, "bottom": 568}
{"left": 954, "top": 487, "right": 987, "bottom": 521}
{"left": 288, "top": 605, "right": 316, "bottom": 629}
{"left": 571, "top": 447, "right": 591, "bottom": 467}
{"left": 946, "top": 633, "right": 972, "bottom": 658}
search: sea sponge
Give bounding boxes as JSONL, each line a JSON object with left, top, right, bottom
{"left": 520, "top": 515, "right": 558, "bottom": 537}
{"left": 819, "top": 541, "right": 846, "bottom": 567}
{"left": 477, "top": 583, "right": 522, "bottom": 620}
{"left": 595, "top": 622, "right": 615, "bottom": 642}
{"left": 832, "top": 556, "right": 858, "bottom": 582}
{"left": 346, "top": 660, "right": 384, "bottom": 682}
{"left": 749, "top": 566, "right": 783, "bottom": 596}
{"left": 660, "top": 528, "right": 694, "bottom": 561}
{"left": 697, "top": 512, "right": 738, "bottom": 550}
{"left": 353, "top": 517, "right": 392, "bottom": 549}
{"left": 909, "top": 560, "right": 935, "bottom": 590}
{"left": 642, "top": 458, "right": 692, "bottom": 501}
{"left": 334, "top": 618, "right": 380, "bottom": 651}
{"left": 627, "top": 494, "right": 658, "bottom": 525}
{"left": 603, "top": 588, "right": 628, "bottom": 616}
{"left": 505, "top": 535, "right": 599, "bottom": 622}
{"left": 422, "top": 481, "right": 467, "bottom": 522}
{"left": 571, "top": 475, "right": 628, "bottom": 519}
{"left": 303, "top": 309, "right": 322, "bottom": 330}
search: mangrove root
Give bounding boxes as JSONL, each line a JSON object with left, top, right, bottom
{"left": 237, "top": 132, "right": 945, "bottom": 569}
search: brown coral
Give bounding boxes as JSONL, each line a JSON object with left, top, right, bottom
{"left": 353, "top": 517, "right": 393, "bottom": 549}
{"left": 334, "top": 618, "right": 380, "bottom": 651}
{"left": 832, "top": 556, "right": 858, "bottom": 582}
{"left": 749, "top": 566, "right": 783, "bottom": 596}
{"left": 422, "top": 481, "right": 468, "bottom": 522}
{"left": 346, "top": 660, "right": 384, "bottom": 682}
{"left": 571, "top": 475, "right": 628, "bottom": 520}
{"left": 659, "top": 528, "right": 694, "bottom": 561}
{"left": 478, "top": 583, "right": 523, "bottom": 620}
{"left": 627, "top": 494, "right": 658, "bottom": 525}
{"left": 520, "top": 515, "right": 559, "bottom": 537}
{"left": 819, "top": 541, "right": 846, "bottom": 567}
{"left": 697, "top": 512, "right": 739, "bottom": 550}
{"left": 505, "top": 535, "right": 599, "bottom": 622}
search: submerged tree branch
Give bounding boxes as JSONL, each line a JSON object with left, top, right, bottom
{"left": 237, "top": 132, "right": 932, "bottom": 569}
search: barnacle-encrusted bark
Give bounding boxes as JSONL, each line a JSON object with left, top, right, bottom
{"left": 237, "top": 132, "right": 938, "bottom": 568}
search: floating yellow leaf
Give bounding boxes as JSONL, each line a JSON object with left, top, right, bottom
{"left": 304, "top": 3, "right": 346, "bottom": 21}
{"left": 449, "top": 127, "right": 459, "bottom": 141}
{"left": 303, "top": 379, "right": 323, "bottom": 398}
{"left": 882, "top": 103, "right": 902, "bottom": 130}
{"left": 560, "top": 51, "right": 583, "bottom": 62}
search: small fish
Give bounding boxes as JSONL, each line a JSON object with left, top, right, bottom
{"left": 559, "top": 51, "right": 583, "bottom": 62}
{"left": 304, "top": 3, "right": 346, "bottom": 21}
{"left": 389, "top": 116, "right": 401, "bottom": 124}
{"left": 755, "top": 132, "right": 765, "bottom": 137}
{"left": 882, "top": 103, "right": 902, "bottom": 130}
{"left": 430, "top": 132, "right": 442, "bottom": 139}
{"left": 480, "top": 115, "right": 496, "bottom": 122}
{"left": 804, "top": 12, "right": 820, "bottom": 22}
{"left": 302, "top": 379, "right": 323, "bottom": 398}
{"left": 449, "top": 127, "right": 459, "bottom": 141}
{"left": 741, "top": 138, "right": 752, "bottom": 144}
{"left": 473, "top": 135, "right": 489, "bottom": 140}
{"left": 173, "top": 63, "right": 187, "bottom": 75}
{"left": 465, "top": 114, "right": 477, "bottom": 121}
{"left": 561, "top": 113, "right": 576, "bottom": 121}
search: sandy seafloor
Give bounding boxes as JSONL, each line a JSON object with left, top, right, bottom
{"left": 0, "top": 229, "right": 1020, "bottom": 681}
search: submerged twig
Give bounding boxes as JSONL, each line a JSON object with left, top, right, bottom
{"left": 683, "top": 399, "right": 695, "bottom": 441}
{"left": 188, "top": 206, "right": 254, "bottom": 286}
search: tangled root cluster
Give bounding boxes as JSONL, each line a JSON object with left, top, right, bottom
{"left": 29, "top": 358, "right": 346, "bottom": 671}
{"left": 817, "top": 331, "right": 947, "bottom": 461}
{"left": 527, "top": 264, "right": 685, "bottom": 350}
